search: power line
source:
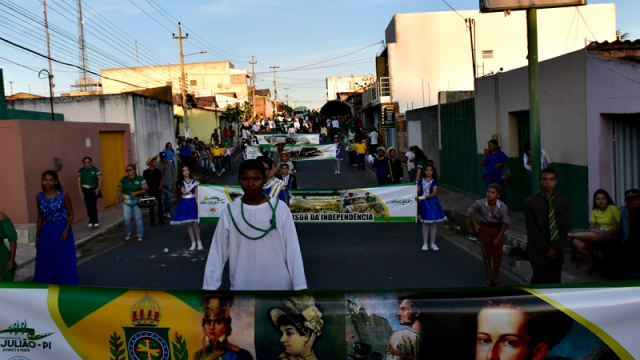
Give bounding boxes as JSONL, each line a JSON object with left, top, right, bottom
{"left": 0, "top": 35, "right": 145, "bottom": 89}
{"left": 576, "top": 8, "right": 597, "bottom": 42}
{"left": 126, "top": 0, "right": 173, "bottom": 33}
{"left": 442, "top": 0, "right": 465, "bottom": 20}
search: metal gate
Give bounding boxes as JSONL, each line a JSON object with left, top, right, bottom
{"left": 440, "top": 98, "right": 482, "bottom": 198}
{"left": 613, "top": 115, "right": 640, "bottom": 205}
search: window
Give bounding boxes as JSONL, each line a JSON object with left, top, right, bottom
{"left": 482, "top": 50, "right": 493, "bottom": 59}
{"left": 166, "top": 81, "right": 173, "bottom": 86}
{"left": 190, "top": 80, "right": 197, "bottom": 86}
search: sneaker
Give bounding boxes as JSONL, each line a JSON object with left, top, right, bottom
{"left": 87, "top": 223, "right": 93, "bottom": 228}
{"left": 196, "top": 241, "right": 204, "bottom": 250}
{"left": 189, "top": 243, "right": 196, "bottom": 251}
{"left": 334, "top": 171, "right": 337, "bottom": 174}
{"left": 93, "top": 223, "right": 100, "bottom": 228}
{"left": 431, "top": 244, "right": 440, "bottom": 251}
{"left": 165, "top": 213, "right": 171, "bottom": 219}
{"left": 337, "top": 171, "right": 341, "bottom": 175}
{"left": 421, "top": 245, "right": 428, "bottom": 251}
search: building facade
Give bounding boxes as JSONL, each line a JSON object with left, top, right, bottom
{"left": 381, "top": 4, "right": 616, "bottom": 113}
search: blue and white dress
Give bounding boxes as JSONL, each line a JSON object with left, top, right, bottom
{"left": 170, "top": 179, "right": 199, "bottom": 225}
{"left": 417, "top": 178, "right": 447, "bottom": 223}
{"left": 335, "top": 142, "right": 343, "bottom": 160}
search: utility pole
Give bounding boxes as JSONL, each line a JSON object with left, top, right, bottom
{"left": 9, "top": 81, "right": 13, "bottom": 96}
{"left": 77, "top": 0, "right": 89, "bottom": 92}
{"left": 250, "top": 56, "right": 256, "bottom": 121}
{"left": 283, "top": 87, "right": 290, "bottom": 106}
{"left": 42, "top": 0, "right": 54, "bottom": 96}
{"left": 270, "top": 65, "right": 279, "bottom": 118}
{"left": 173, "top": 23, "right": 190, "bottom": 138}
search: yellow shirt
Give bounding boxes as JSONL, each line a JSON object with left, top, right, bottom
{"left": 212, "top": 148, "right": 223, "bottom": 157}
{"left": 590, "top": 205, "right": 621, "bottom": 230}
{"left": 355, "top": 143, "right": 367, "bottom": 154}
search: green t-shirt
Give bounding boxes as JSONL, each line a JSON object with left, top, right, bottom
{"left": 78, "top": 166, "right": 101, "bottom": 188}
{"left": 119, "top": 175, "right": 146, "bottom": 204}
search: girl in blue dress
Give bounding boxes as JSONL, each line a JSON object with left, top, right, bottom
{"left": 171, "top": 165, "right": 202, "bottom": 251}
{"left": 35, "top": 170, "right": 79, "bottom": 285}
{"left": 333, "top": 135, "right": 343, "bottom": 175}
{"left": 415, "top": 164, "right": 447, "bottom": 251}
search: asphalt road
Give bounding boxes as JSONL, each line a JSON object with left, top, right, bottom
{"left": 77, "top": 151, "right": 521, "bottom": 290}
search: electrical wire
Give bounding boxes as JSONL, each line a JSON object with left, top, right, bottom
{"left": 442, "top": 0, "right": 465, "bottom": 20}
{"left": 0, "top": 35, "right": 146, "bottom": 89}
{"left": 576, "top": 8, "right": 597, "bottom": 42}
{"left": 126, "top": 0, "right": 173, "bottom": 33}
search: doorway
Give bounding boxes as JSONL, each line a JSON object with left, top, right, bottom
{"left": 100, "top": 132, "right": 126, "bottom": 206}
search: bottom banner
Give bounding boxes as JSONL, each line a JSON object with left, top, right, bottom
{"left": 0, "top": 283, "right": 638, "bottom": 359}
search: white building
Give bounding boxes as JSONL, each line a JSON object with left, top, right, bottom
{"left": 326, "top": 75, "right": 376, "bottom": 101}
{"left": 380, "top": 4, "right": 617, "bottom": 113}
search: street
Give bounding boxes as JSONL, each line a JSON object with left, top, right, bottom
{"left": 77, "top": 151, "right": 522, "bottom": 290}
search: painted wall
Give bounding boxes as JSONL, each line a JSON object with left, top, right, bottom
{"left": 406, "top": 105, "right": 440, "bottom": 174}
{"left": 7, "top": 94, "right": 174, "bottom": 170}
{"left": 174, "top": 106, "right": 220, "bottom": 142}
{"left": 101, "top": 61, "right": 250, "bottom": 103}
{"left": 474, "top": 49, "right": 640, "bottom": 227}
{"left": 585, "top": 55, "right": 640, "bottom": 202}
{"left": 0, "top": 120, "right": 131, "bottom": 224}
{"left": 385, "top": 4, "right": 616, "bottom": 113}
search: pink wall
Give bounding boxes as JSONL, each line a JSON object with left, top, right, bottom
{"left": 0, "top": 122, "right": 28, "bottom": 223}
{"left": 0, "top": 120, "right": 131, "bottom": 224}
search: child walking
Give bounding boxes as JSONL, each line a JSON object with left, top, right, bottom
{"left": 415, "top": 164, "right": 447, "bottom": 251}
{"left": 171, "top": 165, "right": 203, "bottom": 250}
{"left": 334, "top": 135, "right": 343, "bottom": 175}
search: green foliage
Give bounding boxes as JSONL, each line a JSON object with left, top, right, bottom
{"left": 279, "top": 103, "right": 293, "bottom": 113}
{"left": 616, "top": 29, "right": 629, "bottom": 40}
{"left": 109, "top": 332, "right": 124, "bottom": 360}
{"left": 321, "top": 100, "right": 351, "bottom": 116}
{"left": 173, "top": 332, "right": 189, "bottom": 360}
{"left": 223, "top": 103, "right": 246, "bottom": 124}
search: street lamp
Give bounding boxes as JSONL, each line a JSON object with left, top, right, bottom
{"left": 38, "top": 69, "right": 54, "bottom": 121}
{"left": 184, "top": 50, "right": 207, "bottom": 57}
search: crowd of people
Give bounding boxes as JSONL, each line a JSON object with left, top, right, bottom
{"left": 3, "top": 111, "right": 639, "bottom": 291}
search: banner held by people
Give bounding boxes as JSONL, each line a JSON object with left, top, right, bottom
{"left": 199, "top": 184, "right": 417, "bottom": 223}
{"left": 0, "top": 282, "right": 637, "bottom": 359}
{"left": 248, "top": 144, "right": 337, "bottom": 162}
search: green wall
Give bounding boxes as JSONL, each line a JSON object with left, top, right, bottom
{"left": 466, "top": 153, "right": 587, "bottom": 230}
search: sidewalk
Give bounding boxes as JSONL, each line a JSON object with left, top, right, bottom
{"left": 436, "top": 186, "right": 609, "bottom": 284}
{"left": 12, "top": 149, "right": 243, "bottom": 282}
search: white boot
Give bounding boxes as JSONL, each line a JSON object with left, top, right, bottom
{"left": 189, "top": 241, "right": 196, "bottom": 251}
{"left": 196, "top": 240, "right": 204, "bottom": 250}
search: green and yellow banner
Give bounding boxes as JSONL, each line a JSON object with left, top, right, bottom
{"left": 198, "top": 184, "right": 417, "bottom": 223}
{"left": 0, "top": 282, "right": 639, "bottom": 359}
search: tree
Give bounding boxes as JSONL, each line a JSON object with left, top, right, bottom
{"left": 279, "top": 103, "right": 293, "bottom": 113}
{"left": 320, "top": 100, "right": 351, "bottom": 117}
{"left": 616, "top": 29, "right": 629, "bottom": 41}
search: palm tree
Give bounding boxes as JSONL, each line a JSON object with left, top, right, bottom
{"left": 616, "top": 29, "right": 629, "bottom": 41}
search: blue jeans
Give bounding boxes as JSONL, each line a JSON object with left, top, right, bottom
{"left": 214, "top": 158, "right": 222, "bottom": 174}
{"left": 162, "top": 186, "right": 173, "bottom": 214}
{"left": 123, "top": 203, "right": 143, "bottom": 238}
{"left": 201, "top": 157, "right": 210, "bottom": 175}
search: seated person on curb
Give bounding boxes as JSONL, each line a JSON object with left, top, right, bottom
{"left": 569, "top": 189, "right": 620, "bottom": 272}
{"left": 276, "top": 163, "right": 297, "bottom": 190}
{"left": 620, "top": 189, "right": 640, "bottom": 278}
{"left": 203, "top": 159, "right": 307, "bottom": 291}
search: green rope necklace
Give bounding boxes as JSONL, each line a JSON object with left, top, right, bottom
{"left": 227, "top": 194, "right": 279, "bottom": 241}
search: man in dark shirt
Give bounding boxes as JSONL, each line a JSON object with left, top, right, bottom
{"left": 524, "top": 168, "right": 570, "bottom": 284}
{"left": 143, "top": 155, "right": 164, "bottom": 225}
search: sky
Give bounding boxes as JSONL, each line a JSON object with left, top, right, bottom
{"left": 0, "top": 0, "right": 638, "bottom": 109}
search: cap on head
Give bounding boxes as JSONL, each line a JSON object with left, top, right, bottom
{"left": 625, "top": 189, "right": 640, "bottom": 200}
{"left": 159, "top": 151, "right": 167, "bottom": 159}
